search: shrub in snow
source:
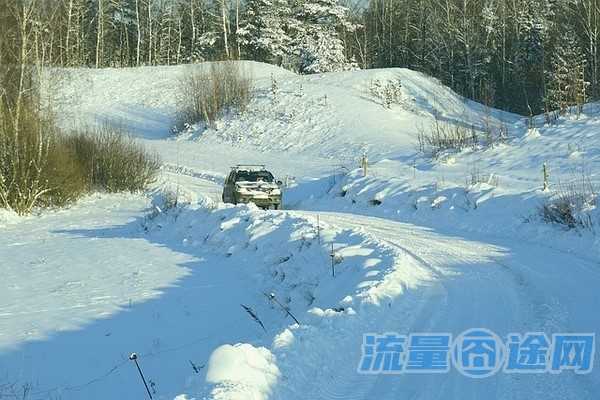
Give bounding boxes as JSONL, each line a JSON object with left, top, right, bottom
{"left": 369, "top": 78, "right": 403, "bottom": 108}
{"left": 175, "top": 62, "right": 253, "bottom": 130}
{"left": 480, "top": 106, "right": 510, "bottom": 148}
{"left": 152, "top": 182, "right": 201, "bottom": 208}
{"left": 271, "top": 73, "right": 279, "bottom": 102}
{"left": 1, "top": 125, "right": 160, "bottom": 214}
{"left": 416, "top": 119, "right": 478, "bottom": 158}
{"left": 151, "top": 189, "right": 181, "bottom": 215}
{"left": 65, "top": 127, "right": 160, "bottom": 194}
{"left": 0, "top": 90, "right": 89, "bottom": 213}
{"left": 540, "top": 176, "right": 597, "bottom": 230}
{"left": 1, "top": 83, "right": 159, "bottom": 214}
{"left": 465, "top": 166, "right": 499, "bottom": 188}
{"left": 144, "top": 187, "right": 215, "bottom": 230}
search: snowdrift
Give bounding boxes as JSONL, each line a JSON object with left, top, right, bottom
{"left": 140, "top": 195, "right": 428, "bottom": 399}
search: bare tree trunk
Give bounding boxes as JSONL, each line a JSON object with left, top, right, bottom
{"left": 236, "top": 0, "right": 241, "bottom": 58}
{"left": 136, "top": 0, "right": 141, "bottom": 65}
{"left": 501, "top": 0, "right": 506, "bottom": 103}
{"left": 147, "top": 0, "right": 153, "bottom": 64}
{"left": 166, "top": 8, "right": 172, "bottom": 64}
{"left": 584, "top": 0, "right": 600, "bottom": 98}
{"left": 177, "top": 16, "right": 183, "bottom": 64}
{"left": 590, "top": 0, "right": 600, "bottom": 97}
{"left": 80, "top": 4, "right": 86, "bottom": 65}
{"left": 65, "top": 0, "right": 74, "bottom": 66}
{"left": 190, "top": 0, "right": 196, "bottom": 60}
{"left": 388, "top": 0, "right": 392, "bottom": 65}
{"left": 95, "top": 0, "right": 104, "bottom": 68}
{"left": 124, "top": 16, "right": 131, "bottom": 67}
{"left": 221, "top": 0, "right": 230, "bottom": 58}
{"left": 15, "top": 1, "right": 34, "bottom": 136}
{"left": 2, "top": 0, "right": 52, "bottom": 214}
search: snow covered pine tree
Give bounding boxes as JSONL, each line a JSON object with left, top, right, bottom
{"left": 290, "top": 0, "right": 358, "bottom": 73}
{"left": 545, "top": 30, "right": 590, "bottom": 117}
{"left": 237, "top": 0, "right": 292, "bottom": 64}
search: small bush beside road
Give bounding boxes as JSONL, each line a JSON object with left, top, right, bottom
{"left": 176, "top": 61, "right": 253, "bottom": 130}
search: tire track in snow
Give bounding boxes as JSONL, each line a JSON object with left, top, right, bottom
{"left": 161, "top": 163, "right": 225, "bottom": 185}
{"left": 171, "top": 172, "right": 600, "bottom": 399}
{"left": 285, "top": 211, "right": 598, "bottom": 400}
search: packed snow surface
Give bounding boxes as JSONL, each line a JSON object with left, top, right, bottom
{"left": 2, "top": 61, "right": 599, "bottom": 399}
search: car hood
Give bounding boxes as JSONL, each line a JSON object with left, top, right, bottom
{"left": 236, "top": 181, "right": 281, "bottom": 196}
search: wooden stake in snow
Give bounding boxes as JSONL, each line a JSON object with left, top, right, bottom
{"left": 316, "top": 215, "right": 321, "bottom": 244}
{"left": 330, "top": 243, "right": 336, "bottom": 277}
{"left": 543, "top": 162, "right": 549, "bottom": 191}
{"left": 189, "top": 360, "right": 203, "bottom": 374}
{"left": 241, "top": 304, "right": 267, "bottom": 332}
{"left": 360, "top": 153, "right": 368, "bottom": 177}
{"left": 265, "top": 292, "right": 300, "bottom": 325}
{"left": 129, "top": 353, "right": 153, "bottom": 400}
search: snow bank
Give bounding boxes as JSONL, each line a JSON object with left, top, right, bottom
{"left": 283, "top": 108, "right": 600, "bottom": 261}
{"left": 288, "top": 167, "right": 600, "bottom": 261}
{"left": 0, "top": 208, "right": 19, "bottom": 228}
{"left": 205, "top": 344, "right": 280, "bottom": 400}
{"left": 143, "top": 197, "right": 405, "bottom": 317}
{"left": 151, "top": 178, "right": 211, "bottom": 210}
{"left": 142, "top": 197, "right": 426, "bottom": 400}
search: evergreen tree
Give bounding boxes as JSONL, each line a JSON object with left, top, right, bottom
{"left": 545, "top": 30, "right": 589, "bottom": 115}
{"left": 237, "top": 0, "right": 291, "bottom": 64}
{"left": 290, "top": 0, "right": 358, "bottom": 73}
{"left": 513, "top": 6, "right": 547, "bottom": 114}
{"left": 295, "top": 28, "right": 350, "bottom": 73}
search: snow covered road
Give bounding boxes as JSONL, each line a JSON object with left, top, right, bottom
{"left": 2, "top": 176, "right": 599, "bottom": 399}
{"left": 277, "top": 211, "right": 600, "bottom": 399}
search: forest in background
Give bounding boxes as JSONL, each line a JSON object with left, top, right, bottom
{"left": 1, "top": 0, "right": 599, "bottom": 115}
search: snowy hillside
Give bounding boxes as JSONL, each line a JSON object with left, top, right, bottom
{"left": 53, "top": 61, "right": 600, "bottom": 251}
{"left": 2, "top": 62, "right": 600, "bottom": 400}
{"left": 52, "top": 61, "right": 518, "bottom": 166}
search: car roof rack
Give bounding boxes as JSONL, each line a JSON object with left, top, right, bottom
{"left": 232, "top": 164, "right": 266, "bottom": 170}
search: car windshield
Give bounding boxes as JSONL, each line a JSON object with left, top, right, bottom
{"left": 235, "top": 170, "right": 274, "bottom": 182}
